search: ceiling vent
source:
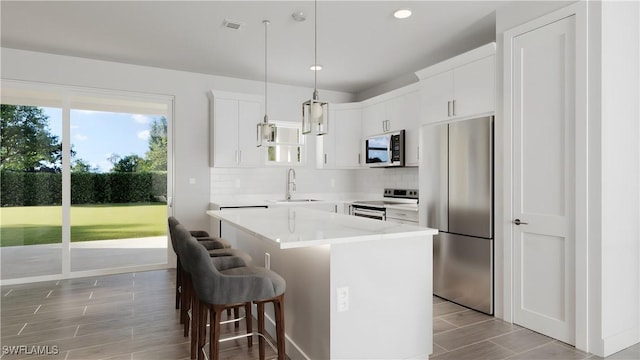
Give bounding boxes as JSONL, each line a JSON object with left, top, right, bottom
{"left": 223, "top": 19, "right": 244, "bottom": 30}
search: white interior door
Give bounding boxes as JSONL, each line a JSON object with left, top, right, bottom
{"left": 511, "top": 15, "right": 576, "bottom": 344}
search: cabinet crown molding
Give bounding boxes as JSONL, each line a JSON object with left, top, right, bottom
{"left": 415, "top": 42, "right": 496, "bottom": 81}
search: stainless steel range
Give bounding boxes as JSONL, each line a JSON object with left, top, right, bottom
{"left": 351, "top": 188, "right": 418, "bottom": 221}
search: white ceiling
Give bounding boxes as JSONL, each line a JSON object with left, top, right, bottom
{"left": 1, "top": 1, "right": 504, "bottom": 96}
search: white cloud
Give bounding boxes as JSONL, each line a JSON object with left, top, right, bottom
{"left": 132, "top": 114, "right": 151, "bottom": 124}
{"left": 138, "top": 130, "right": 150, "bottom": 140}
{"left": 75, "top": 133, "right": 88, "bottom": 141}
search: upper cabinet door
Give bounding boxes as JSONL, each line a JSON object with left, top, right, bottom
{"left": 453, "top": 56, "right": 495, "bottom": 119}
{"left": 420, "top": 71, "right": 454, "bottom": 124}
{"left": 212, "top": 97, "right": 240, "bottom": 168}
{"left": 318, "top": 105, "right": 362, "bottom": 169}
{"left": 334, "top": 108, "right": 362, "bottom": 168}
{"left": 361, "top": 101, "right": 387, "bottom": 137}
{"left": 237, "top": 99, "right": 262, "bottom": 167}
{"left": 396, "top": 91, "right": 421, "bottom": 166}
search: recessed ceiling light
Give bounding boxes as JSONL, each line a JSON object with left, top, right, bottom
{"left": 310, "top": 64, "right": 323, "bottom": 71}
{"left": 393, "top": 9, "right": 412, "bottom": 19}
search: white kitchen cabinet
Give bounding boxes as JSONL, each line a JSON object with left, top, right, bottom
{"left": 361, "top": 88, "right": 421, "bottom": 166}
{"left": 452, "top": 56, "right": 495, "bottom": 118}
{"left": 317, "top": 104, "right": 362, "bottom": 169}
{"left": 209, "top": 91, "right": 263, "bottom": 168}
{"left": 420, "top": 71, "right": 454, "bottom": 123}
{"left": 394, "top": 91, "right": 420, "bottom": 166}
{"left": 416, "top": 43, "right": 496, "bottom": 125}
{"left": 361, "top": 101, "right": 387, "bottom": 137}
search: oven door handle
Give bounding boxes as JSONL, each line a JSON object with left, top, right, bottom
{"left": 352, "top": 207, "right": 386, "bottom": 220}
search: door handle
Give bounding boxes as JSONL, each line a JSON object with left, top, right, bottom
{"left": 513, "top": 218, "right": 529, "bottom": 225}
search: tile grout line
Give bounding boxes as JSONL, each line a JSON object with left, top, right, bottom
{"left": 493, "top": 339, "right": 566, "bottom": 359}
{"left": 435, "top": 324, "right": 522, "bottom": 353}
{"left": 438, "top": 317, "right": 462, "bottom": 328}
{"left": 433, "top": 318, "right": 495, "bottom": 337}
{"left": 17, "top": 322, "right": 28, "bottom": 335}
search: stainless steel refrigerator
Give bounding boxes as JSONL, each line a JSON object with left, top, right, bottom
{"left": 422, "top": 116, "right": 493, "bottom": 314}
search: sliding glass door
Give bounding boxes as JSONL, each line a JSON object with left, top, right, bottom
{"left": 0, "top": 103, "right": 64, "bottom": 279}
{"left": 0, "top": 82, "right": 173, "bottom": 283}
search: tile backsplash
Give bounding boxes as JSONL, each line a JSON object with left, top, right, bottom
{"left": 210, "top": 166, "right": 418, "bottom": 200}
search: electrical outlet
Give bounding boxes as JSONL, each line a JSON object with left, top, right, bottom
{"left": 337, "top": 286, "right": 349, "bottom": 312}
{"left": 264, "top": 253, "right": 271, "bottom": 270}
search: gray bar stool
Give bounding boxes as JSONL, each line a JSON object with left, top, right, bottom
{"left": 183, "top": 234, "right": 286, "bottom": 360}
{"left": 173, "top": 223, "right": 253, "bottom": 360}
{"left": 168, "top": 217, "right": 250, "bottom": 310}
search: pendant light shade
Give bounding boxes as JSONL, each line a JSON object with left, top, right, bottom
{"left": 257, "top": 19, "right": 276, "bottom": 147}
{"left": 302, "top": 0, "right": 329, "bottom": 136}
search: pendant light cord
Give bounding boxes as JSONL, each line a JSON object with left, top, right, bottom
{"left": 314, "top": 0, "right": 317, "bottom": 93}
{"left": 263, "top": 19, "right": 269, "bottom": 121}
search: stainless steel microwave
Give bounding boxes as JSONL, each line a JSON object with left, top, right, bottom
{"left": 365, "top": 130, "right": 405, "bottom": 167}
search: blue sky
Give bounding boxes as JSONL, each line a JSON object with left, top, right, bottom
{"left": 44, "top": 107, "right": 158, "bottom": 172}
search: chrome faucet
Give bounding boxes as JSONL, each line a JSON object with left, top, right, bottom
{"left": 286, "top": 168, "right": 296, "bottom": 200}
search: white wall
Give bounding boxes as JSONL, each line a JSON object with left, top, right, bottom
{"left": 598, "top": 0, "right": 640, "bottom": 354}
{"left": 0, "top": 47, "right": 353, "bottom": 231}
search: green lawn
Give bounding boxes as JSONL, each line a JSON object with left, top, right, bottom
{"left": 0, "top": 203, "right": 167, "bottom": 247}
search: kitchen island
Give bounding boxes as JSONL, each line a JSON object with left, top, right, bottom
{"left": 207, "top": 207, "right": 436, "bottom": 360}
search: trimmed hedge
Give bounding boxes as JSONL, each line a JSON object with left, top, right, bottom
{"left": 0, "top": 171, "right": 167, "bottom": 206}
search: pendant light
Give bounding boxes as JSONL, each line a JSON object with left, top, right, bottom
{"left": 302, "top": 0, "right": 329, "bottom": 136}
{"left": 257, "top": 19, "right": 276, "bottom": 147}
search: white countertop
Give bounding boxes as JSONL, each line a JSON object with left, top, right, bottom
{"left": 206, "top": 207, "right": 436, "bottom": 249}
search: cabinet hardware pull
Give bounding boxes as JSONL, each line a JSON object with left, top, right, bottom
{"left": 447, "top": 101, "right": 451, "bottom": 117}
{"left": 358, "top": 153, "right": 361, "bottom": 164}
{"left": 324, "top": 153, "right": 327, "bottom": 164}
{"left": 452, "top": 100, "right": 456, "bottom": 116}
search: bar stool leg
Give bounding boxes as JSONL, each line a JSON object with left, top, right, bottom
{"left": 197, "top": 302, "right": 207, "bottom": 360}
{"left": 273, "top": 295, "right": 286, "bottom": 360}
{"left": 257, "top": 302, "right": 265, "bottom": 360}
{"left": 210, "top": 305, "right": 224, "bottom": 360}
{"left": 183, "top": 278, "right": 191, "bottom": 337}
{"left": 244, "top": 302, "right": 253, "bottom": 347}
{"left": 190, "top": 294, "right": 199, "bottom": 359}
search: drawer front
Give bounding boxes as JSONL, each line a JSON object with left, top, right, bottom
{"left": 385, "top": 208, "right": 419, "bottom": 222}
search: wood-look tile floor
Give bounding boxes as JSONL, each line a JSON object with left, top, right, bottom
{"left": 432, "top": 296, "right": 640, "bottom": 360}
{"left": 1, "top": 270, "right": 638, "bottom": 360}
{"left": 0, "top": 270, "right": 277, "bottom": 360}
